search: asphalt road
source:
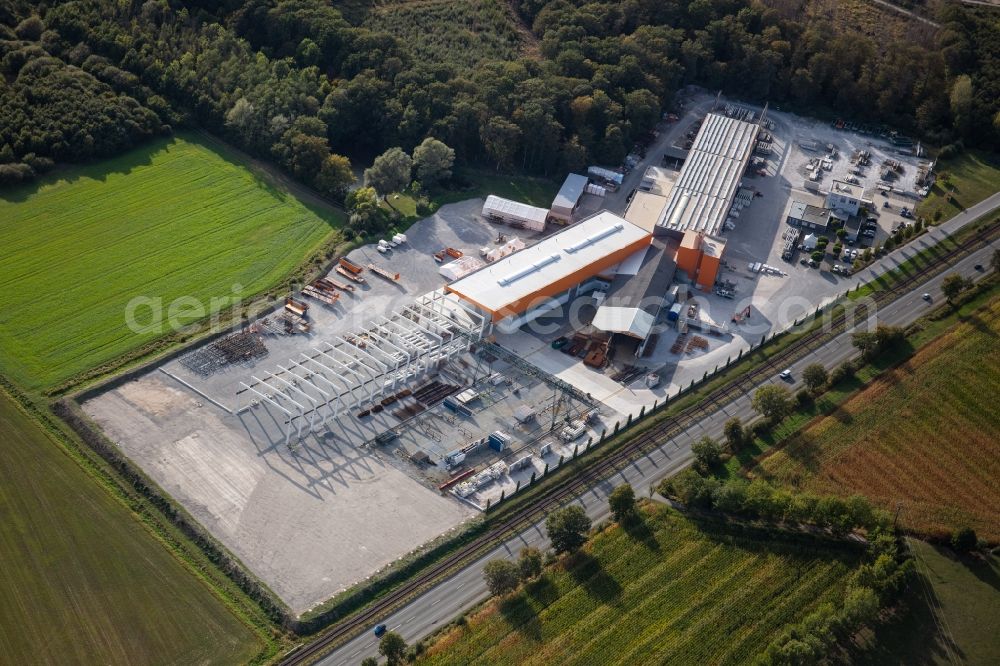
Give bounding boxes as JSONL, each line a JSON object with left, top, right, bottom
{"left": 316, "top": 195, "right": 1000, "bottom": 666}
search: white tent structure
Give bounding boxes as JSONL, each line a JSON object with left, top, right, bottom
{"left": 803, "top": 233, "right": 818, "bottom": 250}
{"left": 440, "top": 256, "right": 486, "bottom": 281}
{"left": 481, "top": 195, "right": 548, "bottom": 231}
{"left": 485, "top": 237, "right": 526, "bottom": 263}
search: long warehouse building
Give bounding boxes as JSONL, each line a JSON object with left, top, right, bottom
{"left": 655, "top": 112, "right": 760, "bottom": 238}
{"left": 446, "top": 211, "right": 651, "bottom": 329}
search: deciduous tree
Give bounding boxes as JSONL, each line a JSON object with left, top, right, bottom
{"left": 608, "top": 483, "right": 637, "bottom": 522}
{"left": 951, "top": 526, "right": 977, "bottom": 554}
{"left": 691, "top": 436, "right": 722, "bottom": 473}
{"left": 364, "top": 147, "right": 412, "bottom": 196}
{"left": 315, "top": 153, "right": 353, "bottom": 197}
{"left": 941, "top": 273, "right": 969, "bottom": 303}
{"left": 802, "top": 363, "right": 829, "bottom": 393}
{"left": 517, "top": 547, "right": 543, "bottom": 581}
{"left": 412, "top": 137, "right": 454, "bottom": 186}
{"left": 545, "top": 505, "right": 591, "bottom": 554}
{"left": 379, "top": 631, "right": 407, "bottom": 666}
{"left": 752, "top": 385, "right": 793, "bottom": 423}
{"left": 723, "top": 418, "right": 744, "bottom": 452}
{"left": 482, "top": 559, "right": 521, "bottom": 596}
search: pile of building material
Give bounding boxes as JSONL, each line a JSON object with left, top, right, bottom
{"left": 484, "top": 237, "right": 525, "bottom": 263}
{"left": 179, "top": 327, "right": 269, "bottom": 377}
{"left": 481, "top": 195, "right": 548, "bottom": 231}
{"left": 303, "top": 279, "right": 340, "bottom": 305}
{"left": 368, "top": 263, "right": 400, "bottom": 282}
{"left": 336, "top": 257, "right": 367, "bottom": 283}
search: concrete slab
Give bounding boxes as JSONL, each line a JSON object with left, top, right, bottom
{"left": 85, "top": 373, "right": 476, "bottom": 615}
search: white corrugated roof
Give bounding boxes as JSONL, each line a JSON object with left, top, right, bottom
{"left": 551, "top": 174, "right": 589, "bottom": 212}
{"left": 591, "top": 306, "right": 655, "bottom": 339}
{"left": 656, "top": 113, "right": 759, "bottom": 236}
{"left": 447, "top": 211, "right": 650, "bottom": 314}
{"left": 482, "top": 195, "right": 548, "bottom": 224}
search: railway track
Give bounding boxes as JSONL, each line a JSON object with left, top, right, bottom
{"left": 283, "top": 223, "right": 998, "bottom": 665}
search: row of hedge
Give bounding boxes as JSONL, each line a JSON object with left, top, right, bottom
{"left": 659, "top": 472, "right": 891, "bottom": 536}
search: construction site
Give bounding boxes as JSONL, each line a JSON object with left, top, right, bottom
{"left": 80, "top": 90, "right": 937, "bottom": 616}
{"left": 82, "top": 202, "right": 604, "bottom": 613}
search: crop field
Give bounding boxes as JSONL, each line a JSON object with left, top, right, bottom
{"left": 0, "top": 133, "right": 342, "bottom": 389}
{"left": 363, "top": 0, "right": 529, "bottom": 68}
{"left": 0, "top": 390, "right": 263, "bottom": 664}
{"left": 751, "top": 298, "right": 1000, "bottom": 541}
{"left": 420, "top": 505, "right": 858, "bottom": 665}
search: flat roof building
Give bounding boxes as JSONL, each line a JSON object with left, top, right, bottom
{"left": 446, "top": 211, "right": 651, "bottom": 326}
{"left": 624, "top": 190, "right": 669, "bottom": 233}
{"left": 826, "top": 179, "right": 865, "bottom": 217}
{"left": 549, "top": 173, "right": 589, "bottom": 224}
{"left": 787, "top": 200, "right": 832, "bottom": 231}
{"left": 655, "top": 112, "right": 759, "bottom": 238}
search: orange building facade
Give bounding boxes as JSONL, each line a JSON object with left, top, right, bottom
{"left": 675, "top": 231, "right": 726, "bottom": 291}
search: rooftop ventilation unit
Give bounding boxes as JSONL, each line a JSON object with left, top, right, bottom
{"left": 564, "top": 224, "right": 624, "bottom": 254}
{"left": 497, "top": 253, "right": 561, "bottom": 286}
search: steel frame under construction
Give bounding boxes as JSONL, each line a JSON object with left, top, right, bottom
{"left": 237, "top": 290, "right": 489, "bottom": 445}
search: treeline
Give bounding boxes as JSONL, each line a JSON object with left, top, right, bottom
{"left": 659, "top": 471, "right": 890, "bottom": 535}
{"left": 2, "top": 0, "right": 998, "bottom": 193}
{"left": 0, "top": 11, "right": 168, "bottom": 184}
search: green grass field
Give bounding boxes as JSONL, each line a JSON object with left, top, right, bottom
{"left": 917, "top": 150, "right": 1000, "bottom": 223}
{"left": 750, "top": 298, "right": 1000, "bottom": 542}
{"left": 0, "top": 133, "right": 342, "bottom": 389}
{"left": 420, "top": 504, "right": 857, "bottom": 665}
{"left": 855, "top": 539, "right": 1000, "bottom": 666}
{"left": 0, "top": 390, "right": 263, "bottom": 664}
{"left": 363, "top": 0, "right": 528, "bottom": 68}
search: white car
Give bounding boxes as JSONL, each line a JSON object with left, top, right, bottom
{"left": 779, "top": 369, "right": 793, "bottom": 381}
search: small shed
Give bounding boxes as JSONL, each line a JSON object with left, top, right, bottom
{"left": 513, "top": 405, "right": 535, "bottom": 423}
{"left": 549, "top": 173, "right": 589, "bottom": 224}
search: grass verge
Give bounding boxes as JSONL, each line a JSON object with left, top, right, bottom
{"left": 851, "top": 539, "right": 1000, "bottom": 666}
{"left": 917, "top": 150, "right": 1000, "bottom": 223}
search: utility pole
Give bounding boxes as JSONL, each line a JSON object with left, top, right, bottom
{"left": 550, "top": 385, "right": 562, "bottom": 433}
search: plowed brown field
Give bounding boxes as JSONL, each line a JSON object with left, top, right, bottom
{"left": 751, "top": 299, "right": 1000, "bottom": 541}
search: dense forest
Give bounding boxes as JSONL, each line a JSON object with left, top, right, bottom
{"left": 1, "top": 0, "right": 998, "bottom": 196}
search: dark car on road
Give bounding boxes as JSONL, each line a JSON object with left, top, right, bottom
{"left": 374, "top": 623, "right": 387, "bottom": 638}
